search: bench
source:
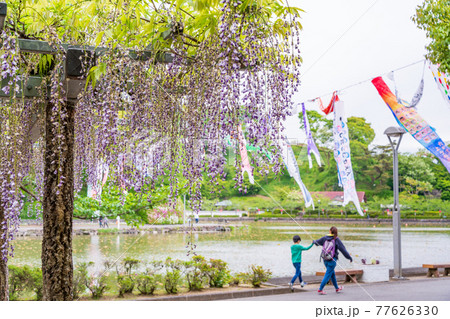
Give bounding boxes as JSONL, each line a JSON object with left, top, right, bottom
{"left": 316, "top": 269, "right": 364, "bottom": 283}
{"left": 422, "top": 264, "right": 450, "bottom": 277}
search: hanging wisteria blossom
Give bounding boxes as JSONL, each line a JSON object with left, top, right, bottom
{"left": 0, "top": 0, "right": 303, "bottom": 265}
{"left": 74, "top": 0, "right": 303, "bottom": 213}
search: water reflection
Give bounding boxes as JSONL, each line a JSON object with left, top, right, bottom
{"left": 11, "top": 222, "right": 450, "bottom": 277}
{"left": 89, "top": 235, "right": 100, "bottom": 264}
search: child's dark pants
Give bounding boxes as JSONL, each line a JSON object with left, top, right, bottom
{"left": 290, "top": 262, "right": 303, "bottom": 284}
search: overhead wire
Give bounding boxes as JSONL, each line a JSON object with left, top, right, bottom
{"left": 300, "top": 58, "right": 426, "bottom": 104}
{"left": 294, "top": 0, "right": 426, "bottom": 105}
{"left": 300, "top": 0, "right": 380, "bottom": 80}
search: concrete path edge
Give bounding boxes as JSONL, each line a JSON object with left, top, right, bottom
{"left": 138, "top": 286, "right": 297, "bottom": 301}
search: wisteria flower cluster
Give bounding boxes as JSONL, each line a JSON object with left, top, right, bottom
{"left": 0, "top": 31, "right": 35, "bottom": 262}
{"left": 74, "top": 0, "right": 302, "bottom": 212}
{"left": 0, "top": 0, "right": 302, "bottom": 261}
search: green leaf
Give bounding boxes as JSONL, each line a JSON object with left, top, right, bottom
{"left": 95, "top": 31, "right": 104, "bottom": 47}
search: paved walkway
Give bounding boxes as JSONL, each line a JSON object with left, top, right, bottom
{"left": 235, "top": 277, "right": 450, "bottom": 301}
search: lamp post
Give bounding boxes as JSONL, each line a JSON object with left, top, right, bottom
{"left": 384, "top": 126, "right": 406, "bottom": 280}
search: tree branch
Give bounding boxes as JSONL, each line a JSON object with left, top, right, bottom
{"left": 20, "top": 185, "right": 41, "bottom": 203}
{"left": 150, "top": 0, "right": 160, "bottom": 13}
{"left": 130, "top": 14, "right": 151, "bottom": 23}
{"left": 168, "top": 48, "right": 197, "bottom": 62}
{"left": 182, "top": 41, "right": 199, "bottom": 48}
{"left": 179, "top": 7, "right": 195, "bottom": 19}
{"left": 182, "top": 33, "right": 200, "bottom": 44}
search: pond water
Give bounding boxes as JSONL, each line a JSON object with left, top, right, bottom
{"left": 11, "top": 222, "right": 450, "bottom": 277}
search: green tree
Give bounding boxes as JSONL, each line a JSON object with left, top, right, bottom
{"left": 414, "top": 0, "right": 450, "bottom": 73}
{"left": 299, "top": 110, "right": 333, "bottom": 168}
{"left": 426, "top": 150, "right": 450, "bottom": 199}
{"left": 347, "top": 117, "right": 376, "bottom": 185}
{"left": 299, "top": 110, "right": 333, "bottom": 148}
{"left": 368, "top": 145, "right": 393, "bottom": 190}
{"left": 404, "top": 177, "right": 433, "bottom": 195}
{"left": 398, "top": 153, "right": 435, "bottom": 194}
{"left": 347, "top": 117, "right": 375, "bottom": 147}
{"left": 441, "top": 190, "right": 450, "bottom": 201}
{"left": 73, "top": 183, "right": 173, "bottom": 226}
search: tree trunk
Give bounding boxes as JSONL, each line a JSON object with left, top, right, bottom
{"left": 0, "top": 203, "right": 9, "bottom": 301}
{"left": 41, "top": 100, "right": 75, "bottom": 301}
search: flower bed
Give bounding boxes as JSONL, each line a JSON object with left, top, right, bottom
{"left": 8, "top": 256, "right": 272, "bottom": 301}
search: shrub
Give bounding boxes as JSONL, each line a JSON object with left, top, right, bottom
{"left": 29, "top": 267, "right": 43, "bottom": 301}
{"left": 8, "top": 265, "right": 35, "bottom": 300}
{"left": 117, "top": 274, "right": 136, "bottom": 297}
{"left": 229, "top": 274, "right": 241, "bottom": 286}
{"left": 164, "top": 270, "right": 181, "bottom": 294}
{"left": 184, "top": 255, "right": 207, "bottom": 291}
{"left": 203, "top": 258, "right": 231, "bottom": 288}
{"left": 78, "top": 261, "right": 109, "bottom": 299}
{"left": 242, "top": 180, "right": 260, "bottom": 195}
{"left": 136, "top": 261, "right": 163, "bottom": 295}
{"left": 115, "top": 257, "right": 140, "bottom": 297}
{"left": 230, "top": 272, "right": 247, "bottom": 286}
{"left": 8, "top": 265, "right": 29, "bottom": 300}
{"left": 8, "top": 265, "right": 43, "bottom": 301}
{"left": 122, "top": 257, "right": 140, "bottom": 275}
{"left": 242, "top": 265, "right": 272, "bottom": 288}
{"left": 164, "top": 258, "right": 183, "bottom": 294}
{"left": 86, "top": 274, "right": 108, "bottom": 299}
{"left": 136, "top": 273, "right": 163, "bottom": 295}
{"left": 102, "top": 259, "right": 116, "bottom": 275}
{"left": 73, "top": 262, "right": 91, "bottom": 299}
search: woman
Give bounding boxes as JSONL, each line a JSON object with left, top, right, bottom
{"left": 314, "top": 226, "right": 353, "bottom": 295}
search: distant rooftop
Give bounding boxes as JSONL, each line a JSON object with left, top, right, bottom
{"left": 312, "top": 191, "right": 366, "bottom": 203}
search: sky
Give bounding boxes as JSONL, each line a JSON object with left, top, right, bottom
{"left": 283, "top": 0, "right": 450, "bottom": 153}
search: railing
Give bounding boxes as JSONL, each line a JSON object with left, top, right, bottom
{"left": 185, "top": 210, "right": 246, "bottom": 217}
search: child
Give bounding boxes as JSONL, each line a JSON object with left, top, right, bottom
{"left": 289, "top": 235, "right": 314, "bottom": 291}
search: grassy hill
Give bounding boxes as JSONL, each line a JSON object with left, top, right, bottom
{"left": 200, "top": 144, "right": 390, "bottom": 212}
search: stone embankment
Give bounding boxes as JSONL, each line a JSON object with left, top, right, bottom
{"left": 16, "top": 224, "right": 231, "bottom": 237}
{"left": 210, "top": 217, "right": 450, "bottom": 225}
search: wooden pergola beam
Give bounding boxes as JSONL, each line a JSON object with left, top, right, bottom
{"left": 0, "top": 2, "right": 173, "bottom": 62}
{"left": 0, "top": 1, "right": 174, "bottom": 101}
{"left": 16, "top": 38, "right": 174, "bottom": 63}
{"left": 0, "top": 76, "right": 43, "bottom": 99}
{"left": 1, "top": 2, "right": 173, "bottom": 80}
{"left": 18, "top": 39, "right": 57, "bottom": 54}
{"left": 0, "top": 3, "right": 6, "bottom": 30}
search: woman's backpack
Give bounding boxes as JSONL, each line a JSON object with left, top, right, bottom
{"left": 320, "top": 238, "right": 336, "bottom": 261}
